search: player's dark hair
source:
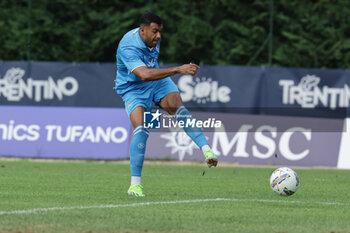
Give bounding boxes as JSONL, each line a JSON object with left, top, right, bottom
{"left": 139, "top": 12, "right": 162, "bottom": 26}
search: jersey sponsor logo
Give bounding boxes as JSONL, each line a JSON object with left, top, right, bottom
{"left": 144, "top": 56, "right": 157, "bottom": 68}
{"left": 279, "top": 74, "right": 350, "bottom": 109}
{"left": 178, "top": 75, "right": 231, "bottom": 104}
{"left": 0, "top": 67, "right": 79, "bottom": 102}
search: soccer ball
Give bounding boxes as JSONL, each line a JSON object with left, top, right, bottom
{"left": 270, "top": 167, "right": 300, "bottom": 196}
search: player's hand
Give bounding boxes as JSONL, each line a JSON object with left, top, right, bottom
{"left": 177, "top": 63, "right": 200, "bottom": 75}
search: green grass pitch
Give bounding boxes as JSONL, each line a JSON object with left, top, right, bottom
{"left": 0, "top": 159, "right": 350, "bottom": 233}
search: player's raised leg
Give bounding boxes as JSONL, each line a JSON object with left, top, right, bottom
{"left": 127, "top": 106, "right": 148, "bottom": 197}
{"left": 159, "top": 92, "right": 218, "bottom": 168}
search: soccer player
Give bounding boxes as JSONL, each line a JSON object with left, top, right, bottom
{"left": 115, "top": 12, "right": 218, "bottom": 197}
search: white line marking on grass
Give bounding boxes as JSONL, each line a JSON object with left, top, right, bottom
{"left": 0, "top": 198, "right": 232, "bottom": 216}
{"left": 0, "top": 198, "right": 349, "bottom": 216}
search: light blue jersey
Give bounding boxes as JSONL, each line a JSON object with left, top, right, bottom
{"left": 115, "top": 27, "right": 160, "bottom": 95}
{"left": 115, "top": 27, "right": 179, "bottom": 115}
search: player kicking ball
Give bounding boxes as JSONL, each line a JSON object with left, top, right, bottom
{"left": 115, "top": 12, "right": 218, "bottom": 197}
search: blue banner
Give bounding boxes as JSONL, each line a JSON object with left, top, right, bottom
{"left": 1, "top": 61, "right": 349, "bottom": 117}
{"left": 0, "top": 61, "right": 123, "bottom": 107}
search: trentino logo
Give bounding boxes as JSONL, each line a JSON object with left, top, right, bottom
{"left": 0, "top": 67, "right": 79, "bottom": 102}
{"left": 143, "top": 110, "right": 162, "bottom": 129}
{"left": 279, "top": 74, "right": 350, "bottom": 109}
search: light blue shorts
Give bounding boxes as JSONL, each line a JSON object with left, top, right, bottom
{"left": 119, "top": 77, "right": 179, "bottom": 115}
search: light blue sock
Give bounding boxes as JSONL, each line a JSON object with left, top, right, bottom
{"left": 130, "top": 125, "right": 149, "bottom": 177}
{"left": 174, "top": 106, "right": 209, "bottom": 149}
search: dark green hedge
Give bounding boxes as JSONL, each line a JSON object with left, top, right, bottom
{"left": 0, "top": 0, "right": 349, "bottom": 68}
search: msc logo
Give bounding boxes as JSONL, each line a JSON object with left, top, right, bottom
{"left": 143, "top": 110, "right": 162, "bottom": 129}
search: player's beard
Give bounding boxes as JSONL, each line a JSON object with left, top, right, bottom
{"left": 153, "top": 39, "right": 159, "bottom": 46}
{"left": 146, "top": 38, "right": 158, "bottom": 48}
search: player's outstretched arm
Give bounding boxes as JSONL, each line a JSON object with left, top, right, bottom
{"left": 132, "top": 63, "right": 200, "bottom": 81}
